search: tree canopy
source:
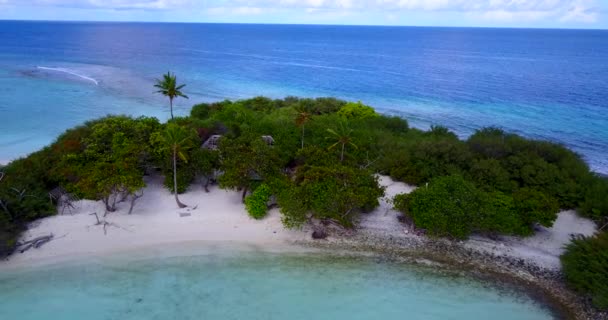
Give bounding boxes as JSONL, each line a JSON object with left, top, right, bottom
{"left": 1, "top": 96, "right": 606, "bottom": 284}
{"left": 154, "top": 72, "right": 188, "bottom": 120}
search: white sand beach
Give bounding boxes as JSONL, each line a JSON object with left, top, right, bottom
{"left": 465, "top": 210, "right": 597, "bottom": 270}
{"left": 1, "top": 175, "right": 597, "bottom": 272}
{"left": 2, "top": 175, "right": 310, "bottom": 268}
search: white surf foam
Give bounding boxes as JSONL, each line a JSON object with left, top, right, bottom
{"left": 36, "top": 66, "right": 99, "bottom": 85}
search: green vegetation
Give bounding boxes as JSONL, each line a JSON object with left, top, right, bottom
{"left": 245, "top": 184, "right": 272, "bottom": 220}
{"left": 294, "top": 102, "right": 313, "bottom": 149}
{"left": 55, "top": 116, "right": 160, "bottom": 212}
{"left": 218, "top": 133, "right": 282, "bottom": 203}
{"left": 395, "top": 175, "right": 488, "bottom": 239}
{"left": 326, "top": 121, "right": 357, "bottom": 162}
{"left": 389, "top": 126, "right": 607, "bottom": 237}
{"left": 337, "top": 101, "right": 378, "bottom": 119}
{"left": 0, "top": 115, "right": 159, "bottom": 255}
{"left": 160, "top": 123, "right": 194, "bottom": 208}
{"left": 276, "top": 162, "right": 383, "bottom": 228}
{"left": 394, "top": 175, "right": 558, "bottom": 239}
{"left": 561, "top": 232, "right": 608, "bottom": 310}
{"left": 154, "top": 71, "right": 189, "bottom": 120}
{"left": 1, "top": 92, "right": 607, "bottom": 299}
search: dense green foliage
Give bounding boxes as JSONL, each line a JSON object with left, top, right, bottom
{"left": 56, "top": 116, "right": 160, "bottom": 211}
{"left": 276, "top": 163, "right": 384, "bottom": 228}
{"left": 337, "top": 101, "right": 378, "bottom": 119}
{"left": 395, "top": 175, "right": 486, "bottom": 239}
{"left": 394, "top": 175, "right": 559, "bottom": 239}
{"left": 0, "top": 116, "right": 160, "bottom": 254}
{"left": 218, "top": 134, "right": 283, "bottom": 202}
{"left": 0, "top": 156, "right": 55, "bottom": 255}
{"left": 561, "top": 232, "right": 608, "bottom": 310}
{"left": 1, "top": 96, "right": 606, "bottom": 265}
{"left": 245, "top": 184, "right": 272, "bottom": 220}
{"left": 579, "top": 175, "right": 608, "bottom": 221}
{"left": 388, "top": 126, "right": 607, "bottom": 225}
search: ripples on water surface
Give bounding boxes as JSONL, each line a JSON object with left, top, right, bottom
{"left": 0, "top": 251, "right": 556, "bottom": 320}
{"left": 0, "top": 22, "right": 606, "bottom": 173}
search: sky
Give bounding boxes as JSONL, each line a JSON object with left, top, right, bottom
{"left": 0, "top": 0, "right": 606, "bottom": 29}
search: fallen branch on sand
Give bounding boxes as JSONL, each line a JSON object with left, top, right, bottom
{"left": 90, "top": 212, "right": 132, "bottom": 235}
{"left": 17, "top": 234, "right": 57, "bottom": 253}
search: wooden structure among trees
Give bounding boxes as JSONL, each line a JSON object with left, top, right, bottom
{"left": 261, "top": 135, "right": 275, "bottom": 146}
{"left": 49, "top": 186, "right": 80, "bottom": 215}
{"left": 202, "top": 135, "right": 222, "bottom": 150}
{"left": 203, "top": 135, "right": 274, "bottom": 150}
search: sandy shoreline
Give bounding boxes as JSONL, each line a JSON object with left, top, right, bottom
{"left": 0, "top": 175, "right": 603, "bottom": 319}
{"left": 1, "top": 175, "right": 311, "bottom": 269}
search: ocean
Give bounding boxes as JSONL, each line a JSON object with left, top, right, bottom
{"left": 0, "top": 21, "right": 607, "bottom": 174}
{"left": 0, "top": 250, "right": 556, "bottom": 320}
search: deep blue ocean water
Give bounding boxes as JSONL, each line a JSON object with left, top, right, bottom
{"left": 1, "top": 21, "right": 607, "bottom": 173}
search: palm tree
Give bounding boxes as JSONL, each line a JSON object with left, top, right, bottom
{"left": 162, "top": 124, "right": 192, "bottom": 208}
{"left": 326, "top": 122, "right": 357, "bottom": 162}
{"left": 154, "top": 72, "right": 188, "bottom": 120}
{"left": 294, "top": 104, "right": 312, "bottom": 149}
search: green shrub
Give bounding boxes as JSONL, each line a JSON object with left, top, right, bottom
{"left": 478, "top": 192, "right": 523, "bottom": 235}
{"left": 393, "top": 193, "right": 409, "bottom": 214}
{"left": 467, "top": 127, "right": 515, "bottom": 159}
{"left": 368, "top": 115, "right": 409, "bottom": 134}
{"left": 398, "top": 175, "right": 485, "bottom": 239}
{"left": 579, "top": 175, "right": 608, "bottom": 221}
{"left": 513, "top": 187, "right": 559, "bottom": 234}
{"left": 395, "top": 175, "right": 559, "bottom": 239}
{"left": 245, "top": 184, "right": 272, "bottom": 219}
{"left": 337, "top": 101, "right": 378, "bottom": 119}
{"left": 191, "top": 100, "right": 233, "bottom": 120}
{"left": 313, "top": 97, "right": 347, "bottom": 114}
{"left": 468, "top": 158, "right": 514, "bottom": 192}
{"left": 242, "top": 96, "right": 277, "bottom": 112}
{"left": 278, "top": 165, "right": 384, "bottom": 228}
{"left": 404, "top": 137, "right": 471, "bottom": 184}
{"left": 466, "top": 127, "right": 590, "bottom": 209}
{"left": 292, "top": 97, "right": 346, "bottom": 115}
{"left": 191, "top": 103, "right": 211, "bottom": 119}
{"left": 561, "top": 232, "right": 608, "bottom": 310}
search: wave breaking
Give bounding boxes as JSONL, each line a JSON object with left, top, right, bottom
{"left": 36, "top": 66, "right": 99, "bottom": 85}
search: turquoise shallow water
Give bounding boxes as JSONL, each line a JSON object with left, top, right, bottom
{"left": 0, "top": 251, "right": 556, "bottom": 320}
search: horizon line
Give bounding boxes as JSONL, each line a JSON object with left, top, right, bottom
{"left": 1, "top": 18, "right": 607, "bottom": 31}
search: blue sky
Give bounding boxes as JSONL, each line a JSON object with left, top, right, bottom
{"left": 0, "top": 0, "right": 606, "bottom": 29}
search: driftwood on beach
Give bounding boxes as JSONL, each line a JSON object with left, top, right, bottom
{"left": 17, "top": 234, "right": 54, "bottom": 253}
{"left": 90, "top": 212, "right": 132, "bottom": 235}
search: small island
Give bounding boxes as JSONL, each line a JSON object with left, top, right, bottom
{"left": 1, "top": 87, "right": 607, "bottom": 318}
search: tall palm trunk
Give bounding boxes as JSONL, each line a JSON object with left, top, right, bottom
{"left": 341, "top": 143, "right": 345, "bottom": 162}
{"left": 241, "top": 186, "right": 248, "bottom": 203}
{"left": 169, "top": 97, "right": 174, "bottom": 120}
{"left": 173, "top": 146, "right": 187, "bottom": 208}
{"left": 301, "top": 125, "right": 305, "bottom": 149}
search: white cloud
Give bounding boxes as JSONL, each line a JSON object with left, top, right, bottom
{"left": 6, "top": 0, "right": 192, "bottom": 10}
{"left": 479, "top": 10, "right": 553, "bottom": 22}
{"left": 560, "top": 0, "right": 598, "bottom": 23}
{"left": 2, "top": 0, "right": 602, "bottom": 23}
{"left": 207, "top": 6, "right": 265, "bottom": 15}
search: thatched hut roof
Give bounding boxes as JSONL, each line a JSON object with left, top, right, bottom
{"left": 202, "top": 135, "right": 274, "bottom": 150}
{"left": 202, "top": 135, "right": 223, "bottom": 150}
{"left": 261, "top": 135, "right": 275, "bottom": 146}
